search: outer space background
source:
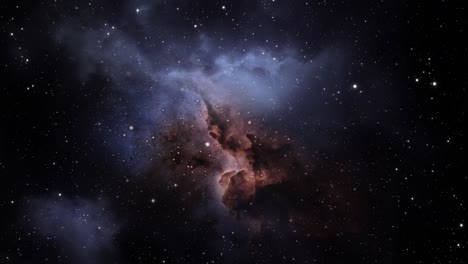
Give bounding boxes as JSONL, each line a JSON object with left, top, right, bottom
{"left": 0, "top": 0, "right": 466, "bottom": 263}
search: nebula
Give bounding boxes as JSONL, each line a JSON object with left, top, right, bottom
{"left": 27, "top": 198, "right": 120, "bottom": 264}
{"left": 18, "top": 6, "right": 381, "bottom": 261}
{"left": 203, "top": 99, "right": 298, "bottom": 213}
{"left": 145, "top": 91, "right": 363, "bottom": 238}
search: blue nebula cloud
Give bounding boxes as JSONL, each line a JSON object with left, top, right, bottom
{"left": 55, "top": 22, "right": 344, "bottom": 174}
{"left": 28, "top": 198, "right": 120, "bottom": 264}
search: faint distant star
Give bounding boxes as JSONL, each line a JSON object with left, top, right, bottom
{"left": 432, "top": 81, "right": 437, "bottom": 86}
{"left": 151, "top": 198, "right": 155, "bottom": 203}
{"left": 415, "top": 78, "right": 419, "bottom": 82}
{"left": 136, "top": 8, "right": 140, "bottom": 13}
{"left": 460, "top": 223, "right": 464, "bottom": 228}
{"left": 58, "top": 193, "right": 62, "bottom": 197}
{"left": 222, "top": 5, "right": 226, "bottom": 10}
{"left": 205, "top": 142, "right": 210, "bottom": 147}
{"left": 352, "top": 84, "right": 358, "bottom": 89}
{"left": 129, "top": 125, "right": 134, "bottom": 131}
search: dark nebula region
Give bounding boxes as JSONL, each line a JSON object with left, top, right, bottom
{"left": 1, "top": 0, "right": 466, "bottom": 264}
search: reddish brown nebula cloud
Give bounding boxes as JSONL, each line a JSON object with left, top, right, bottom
{"left": 151, "top": 97, "right": 363, "bottom": 237}
{"left": 202, "top": 99, "right": 362, "bottom": 236}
